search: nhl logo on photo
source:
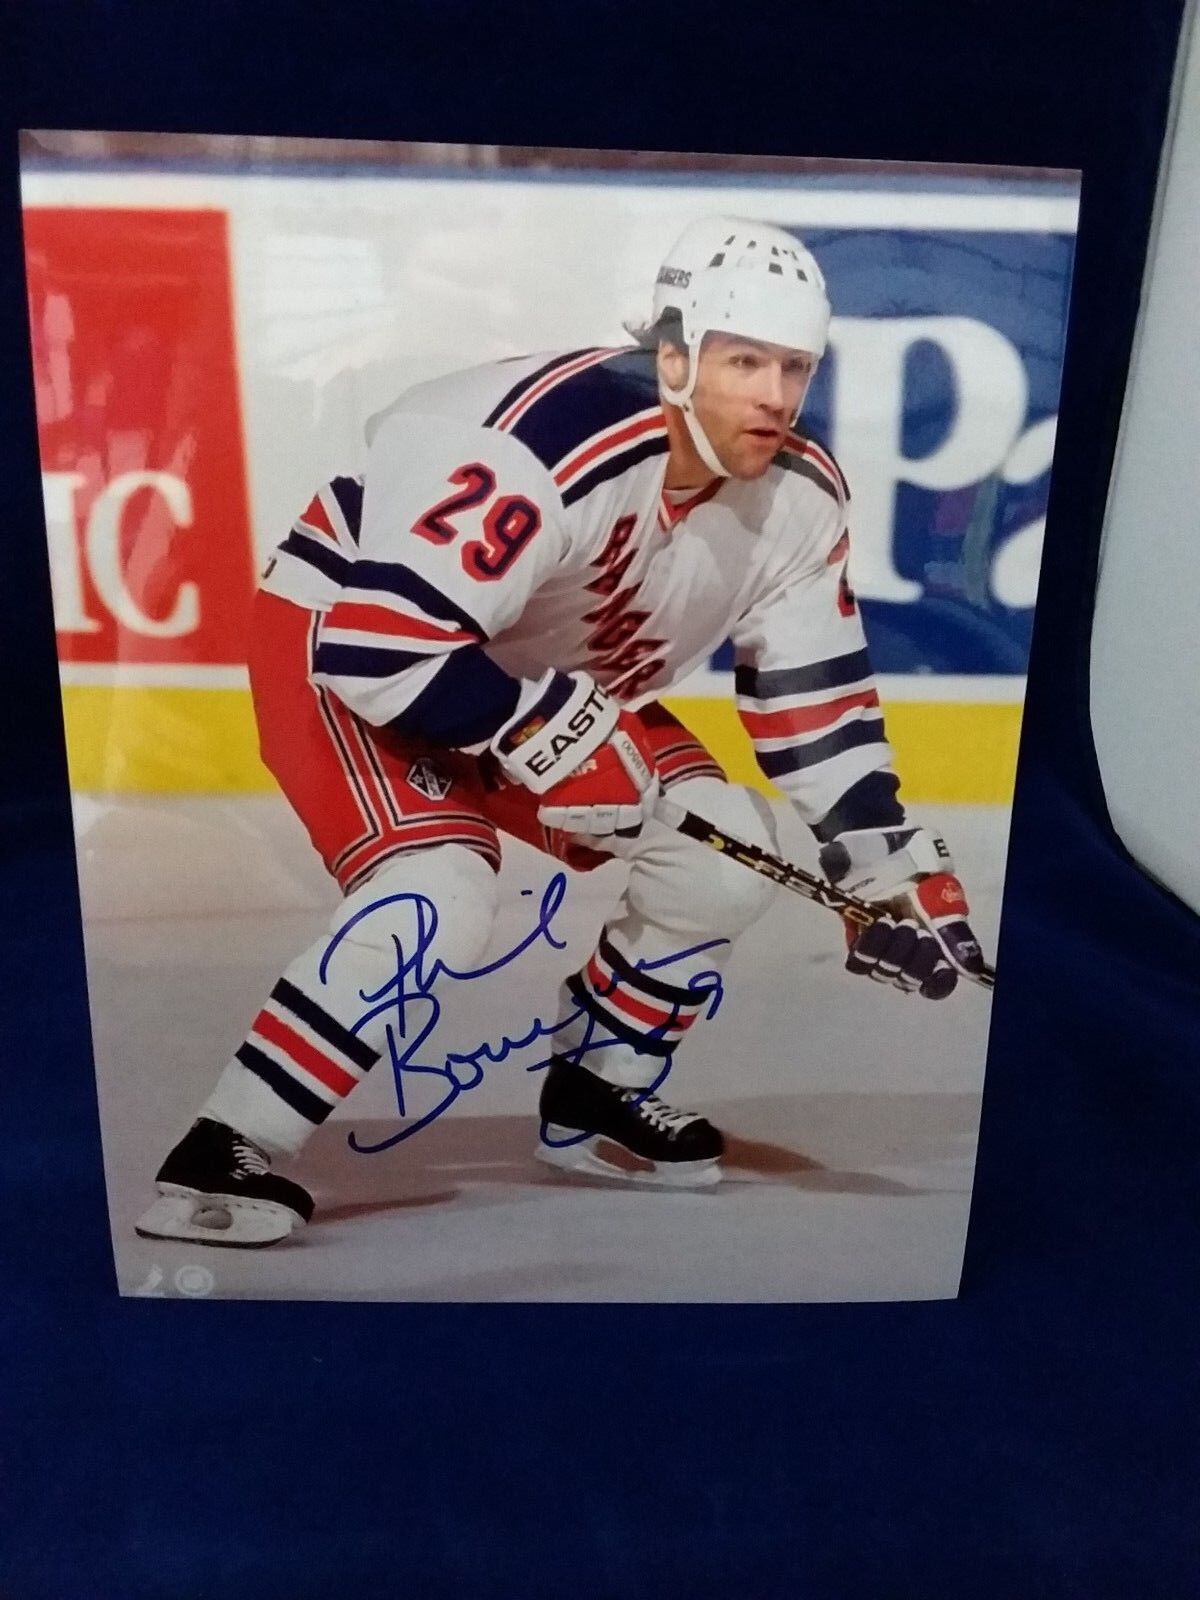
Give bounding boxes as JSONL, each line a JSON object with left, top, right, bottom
{"left": 406, "top": 757, "right": 453, "bottom": 801}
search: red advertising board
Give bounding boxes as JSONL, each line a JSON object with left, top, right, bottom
{"left": 23, "top": 207, "right": 256, "bottom": 669}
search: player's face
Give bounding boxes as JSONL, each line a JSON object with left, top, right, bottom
{"left": 690, "top": 334, "right": 817, "bottom": 478}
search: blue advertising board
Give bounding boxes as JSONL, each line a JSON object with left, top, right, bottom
{"left": 711, "top": 225, "right": 1076, "bottom": 677}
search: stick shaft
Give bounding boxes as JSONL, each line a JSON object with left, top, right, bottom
{"left": 658, "top": 799, "right": 996, "bottom": 992}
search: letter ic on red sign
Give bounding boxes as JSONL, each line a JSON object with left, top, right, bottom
{"left": 23, "top": 207, "right": 257, "bottom": 672}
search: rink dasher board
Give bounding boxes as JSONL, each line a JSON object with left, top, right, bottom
{"left": 24, "top": 167, "right": 1058, "bottom": 803}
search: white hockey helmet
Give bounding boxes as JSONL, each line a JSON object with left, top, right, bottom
{"left": 638, "top": 216, "right": 831, "bottom": 475}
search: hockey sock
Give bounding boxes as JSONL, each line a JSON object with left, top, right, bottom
{"left": 202, "top": 947, "right": 386, "bottom": 1155}
{"left": 556, "top": 929, "right": 722, "bottom": 1088}
{"left": 555, "top": 776, "right": 779, "bottom": 1087}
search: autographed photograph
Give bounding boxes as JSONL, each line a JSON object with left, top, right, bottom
{"left": 20, "top": 133, "right": 1078, "bottom": 1302}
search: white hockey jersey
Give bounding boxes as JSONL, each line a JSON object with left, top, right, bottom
{"left": 260, "top": 345, "right": 896, "bottom": 827}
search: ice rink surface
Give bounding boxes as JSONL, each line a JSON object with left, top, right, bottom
{"left": 73, "top": 793, "right": 1006, "bottom": 1303}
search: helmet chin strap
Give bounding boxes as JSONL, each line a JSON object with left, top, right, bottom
{"left": 680, "top": 401, "right": 730, "bottom": 479}
{"left": 659, "top": 340, "right": 731, "bottom": 480}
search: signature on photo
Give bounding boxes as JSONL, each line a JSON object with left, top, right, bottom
{"left": 318, "top": 871, "right": 727, "bottom": 1155}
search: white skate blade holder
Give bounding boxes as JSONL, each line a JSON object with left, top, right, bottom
{"left": 537, "top": 1128, "right": 722, "bottom": 1190}
{"left": 135, "top": 1184, "right": 303, "bottom": 1248}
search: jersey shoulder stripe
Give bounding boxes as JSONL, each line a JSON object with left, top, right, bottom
{"left": 498, "top": 347, "right": 664, "bottom": 486}
{"left": 558, "top": 409, "right": 668, "bottom": 507}
{"left": 483, "top": 347, "right": 608, "bottom": 430}
{"left": 777, "top": 430, "right": 850, "bottom": 507}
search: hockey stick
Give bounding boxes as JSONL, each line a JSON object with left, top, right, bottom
{"left": 656, "top": 797, "right": 996, "bottom": 992}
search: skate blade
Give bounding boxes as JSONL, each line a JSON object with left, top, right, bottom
{"left": 536, "top": 1131, "right": 721, "bottom": 1190}
{"left": 134, "top": 1185, "right": 301, "bottom": 1249}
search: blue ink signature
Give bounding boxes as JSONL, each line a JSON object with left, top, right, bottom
{"left": 317, "top": 872, "right": 727, "bottom": 1155}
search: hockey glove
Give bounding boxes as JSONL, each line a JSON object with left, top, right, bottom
{"left": 491, "top": 670, "right": 659, "bottom": 837}
{"left": 817, "top": 826, "right": 985, "bottom": 1000}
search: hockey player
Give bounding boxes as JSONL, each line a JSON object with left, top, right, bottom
{"left": 136, "top": 216, "right": 985, "bottom": 1249}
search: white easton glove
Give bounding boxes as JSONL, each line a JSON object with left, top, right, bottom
{"left": 491, "top": 670, "right": 660, "bottom": 837}
{"left": 817, "top": 826, "right": 986, "bottom": 1000}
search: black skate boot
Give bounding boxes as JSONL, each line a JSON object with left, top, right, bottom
{"left": 134, "top": 1118, "right": 314, "bottom": 1248}
{"left": 536, "top": 1055, "right": 724, "bottom": 1188}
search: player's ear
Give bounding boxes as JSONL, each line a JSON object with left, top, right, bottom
{"left": 657, "top": 339, "right": 689, "bottom": 393}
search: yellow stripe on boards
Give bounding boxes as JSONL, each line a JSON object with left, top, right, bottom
{"left": 62, "top": 685, "right": 275, "bottom": 795}
{"left": 59, "top": 684, "right": 1023, "bottom": 805}
{"left": 880, "top": 699, "right": 1024, "bottom": 806}
{"left": 662, "top": 697, "right": 1023, "bottom": 806}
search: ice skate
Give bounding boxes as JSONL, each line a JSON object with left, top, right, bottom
{"left": 135, "top": 1118, "right": 314, "bottom": 1248}
{"left": 535, "top": 1055, "right": 724, "bottom": 1189}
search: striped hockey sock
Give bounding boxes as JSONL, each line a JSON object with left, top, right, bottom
{"left": 203, "top": 969, "right": 381, "bottom": 1156}
{"left": 557, "top": 930, "right": 720, "bottom": 1089}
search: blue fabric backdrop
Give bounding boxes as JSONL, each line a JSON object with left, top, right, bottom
{"left": 2, "top": 3, "right": 1197, "bottom": 1596}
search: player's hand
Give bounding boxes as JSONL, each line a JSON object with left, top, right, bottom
{"left": 817, "top": 826, "right": 986, "bottom": 1000}
{"left": 538, "top": 709, "right": 659, "bottom": 836}
{"left": 491, "top": 670, "right": 660, "bottom": 837}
